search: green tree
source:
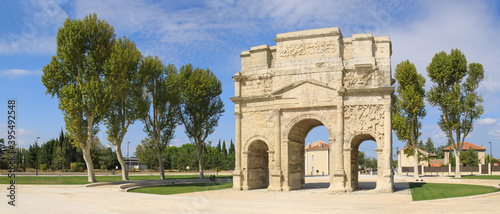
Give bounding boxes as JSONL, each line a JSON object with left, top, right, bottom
{"left": 164, "top": 146, "right": 180, "bottom": 169}
{"left": 135, "top": 137, "right": 158, "bottom": 171}
{"left": 424, "top": 138, "right": 436, "bottom": 154}
{"left": 226, "top": 140, "right": 235, "bottom": 170}
{"left": 426, "top": 49, "right": 485, "bottom": 178}
{"left": 98, "top": 148, "right": 115, "bottom": 175}
{"left": 179, "top": 63, "right": 225, "bottom": 179}
{"left": 221, "top": 140, "right": 228, "bottom": 170}
{"left": 37, "top": 142, "right": 50, "bottom": 167}
{"left": 139, "top": 56, "right": 180, "bottom": 180}
{"left": 417, "top": 140, "right": 424, "bottom": 150}
{"left": 392, "top": 60, "right": 426, "bottom": 178}
{"left": 104, "top": 36, "right": 145, "bottom": 181}
{"left": 53, "top": 147, "right": 66, "bottom": 171}
{"left": 41, "top": 13, "right": 118, "bottom": 182}
{"left": 462, "top": 148, "right": 478, "bottom": 166}
{"left": 358, "top": 151, "right": 366, "bottom": 169}
{"left": 176, "top": 143, "right": 197, "bottom": 171}
{"left": 0, "top": 138, "right": 6, "bottom": 169}
{"left": 214, "top": 140, "right": 222, "bottom": 171}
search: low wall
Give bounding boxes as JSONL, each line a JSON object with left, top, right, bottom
{"left": 401, "top": 164, "right": 500, "bottom": 176}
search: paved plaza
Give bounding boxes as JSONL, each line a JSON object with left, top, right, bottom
{"left": 2, "top": 175, "right": 500, "bottom": 213}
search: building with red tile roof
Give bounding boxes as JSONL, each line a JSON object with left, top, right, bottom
{"left": 396, "top": 146, "right": 437, "bottom": 174}
{"left": 443, "top": 142, "right": 486, "bottom": 165}
{"left": 305, "top": 140, "right": 329, "bottom": 176}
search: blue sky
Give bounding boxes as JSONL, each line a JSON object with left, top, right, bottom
{"left": 1, "top": 0, "right": 500, "bottom": 159}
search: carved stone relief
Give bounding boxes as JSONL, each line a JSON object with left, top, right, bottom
{"left": 343, "top": 105, "right": 384, "bottom": 144}
{"left": 278, "top": 40, "right": 336, "bottom": 58}
{"left": 242, "top": 76, "right": 273, "bottom": 94}
{"left": 343, "top": 70, "right": 372, "bottom": 87}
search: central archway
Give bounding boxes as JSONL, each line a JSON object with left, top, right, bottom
{"left": 283, "top": 114, "right": 333, "bottom": 190}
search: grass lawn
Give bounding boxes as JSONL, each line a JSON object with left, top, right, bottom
{"left": 0, "top": 174, "right": 232, "bottom": 185}
{"left": 456, "top": 175, "right": 500, "bottom": 180}
{"left": 409, "top": 182, "right": 498, "bottom": 201}
{"left": 129, "top": 182, "right": 232, "bottom": 195}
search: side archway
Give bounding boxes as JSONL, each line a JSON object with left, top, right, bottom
{"left": 243, "top": 138, "right": 271, "bottom": 190}
{"left": 346, "top": 132, "right": 380, "bottom": 191}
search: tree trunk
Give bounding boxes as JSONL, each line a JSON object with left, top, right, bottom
{"left": 156, "top": 139, "right": 165, "bottom": 180}
{"left": 454, "top": 150, "right": 461, "bottom": 178}
{"left": 82, "top": 144, "right": 96, "bottom": 182}
{"left": 413, "top": 147, "right": 419, "bottom": 178}
{"left": 196, "top": 142, "right": 204, "bottom": 179}
{"left": 115, "top": 145, "right": 128, "bottom": 181}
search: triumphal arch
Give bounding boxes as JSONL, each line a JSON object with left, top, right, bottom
{"left": 230, "top": 27, "right": 395, "bottom": 192}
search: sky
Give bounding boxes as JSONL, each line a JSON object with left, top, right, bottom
{"left": 1, "top": 0, "right": 500, "bottom": 160}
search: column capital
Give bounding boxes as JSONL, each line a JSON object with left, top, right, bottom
{"left": 234, "top": 112, "right": 242, "bottom": 119}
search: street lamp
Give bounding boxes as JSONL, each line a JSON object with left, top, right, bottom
{"left": 36, "top": 137, "right": 40, "bottom": 176}
{"left": 489, "top": 142, "right": 492, "bottom": 175}
{"left": 127, "top": 142, "right": 130, "bottom": 173}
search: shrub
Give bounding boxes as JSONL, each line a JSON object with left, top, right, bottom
{"left": 100, "top": 165, "right": 106, "bottom": 170}
{"left": 70, "top": 162, "right": 78, "bottom": 172}
{"left": 40, "top": 164, "right": 47, "bottom": 171}
{"left": 77, "top": 163, "right": 86, "bottom": 171}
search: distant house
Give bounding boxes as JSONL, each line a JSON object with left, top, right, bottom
{"left": 397, "top": 147, "right": 435, "bottom": 167}
{"left": 429, "top": 159, "right": 444, "bottom": 167}
{"left": 304, "top": 140, "right": 329, "bottom": 176}
{"left": 397, "top": 146, "right": 436, "bottom": 174}
{"left": 124, "top": 157, "right": 147, "bottom": 171}
{"left": 443, "top": 142, "right": 486, "bottom": 165}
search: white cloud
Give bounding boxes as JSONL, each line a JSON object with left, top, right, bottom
{"left": 0, "top": 69, "right": 42, "bottom": 77}
{"left": 387, "top": 1, "right": 500, "bottom": 93}
{"left": 0, "top": 36, "right": 57, "bottom": 55}
{"left": 0, "top": 0, "right": 67, "bottom": 55}
{"left": 489, "top": 130, "right": 500, "bottom": 138}
{"left": 477, "top": 118, "right": 497, "bottom": 126}
{"left": 171, "top": 138, "right": 188, "bottom": 147}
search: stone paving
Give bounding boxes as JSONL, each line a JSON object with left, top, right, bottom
{"left": 1, "top": 175, "right": 499, "bottom": 213}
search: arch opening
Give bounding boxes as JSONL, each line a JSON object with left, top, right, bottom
{"left": 287, "top": 118, "right": 331, "bottom": 190}
{"left": 246, "top": 140, "right": 270, "bottom": 189}
{"left": 350, "top": 134, "right": 378, "bottom": 191}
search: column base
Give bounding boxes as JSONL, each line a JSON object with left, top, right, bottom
{"left": 282, "top": 185, "right": 292, "bottom": 191}
{"left": 328, "top": 173, "right": 346, "bottom": 192}
{"left": 242, "top": 185, "right": 250, "bottom": 190}
{"left": 268, "top": 170, "right": 282, "bottom": 191}
{"left": 375, "top": 174, "right": 394, "bottom": 193}
{"left": 267, "top": 186, "right": 282, "bottom": 191}
{"left": 232, "top": 170, "right": 243, "bottom": 191}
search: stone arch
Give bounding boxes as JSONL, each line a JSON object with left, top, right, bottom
{"left": 346, "top": 131, "right": 382, "bottom": 149}
{"left": 282, "top": 114, "right": 333, "bottom": 190}
{"left": 283, "top": 113, "right": 334, "bottom": 142}
{"left": 243, "top": 135, "right": 272, "bottom": 152}
{"left": 243, "top": 139, "right": 270, "bottom": 190}
{"left": 231, "top": 27, "right": 395, "bottom": 193}
{"left": 346, "top": 132, "right": 380, "bottom": 191}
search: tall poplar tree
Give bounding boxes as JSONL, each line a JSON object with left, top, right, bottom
{"left": 392, "top": 60, "right": 426, "bottom": 178}
{"left": 42, "top": 13, "right": 118, "bottom": 182}
{"left": 139, "top": 56, "right": 180, "bottom": 180}
{"left": 104, "top": 36, "right": 145, "bottom": 181}
{"left": 179, "top": 63, "right": 224, "bottom": 179}
{"left": 427, "top": 49, "right": 484, "bottom": 178}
